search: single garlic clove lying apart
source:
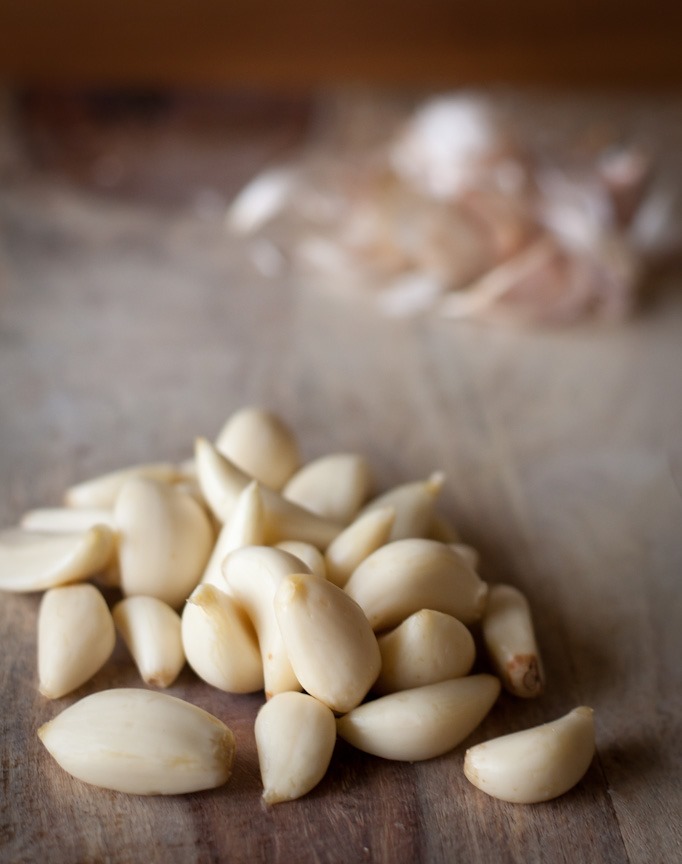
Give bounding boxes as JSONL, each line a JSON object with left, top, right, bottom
{"left": 0, "top": 525, "right": 115, "bottom": 593}
{"left": 20, "top": 507, "right": 116, "bottom": 533}
{"left": 358, "top": 472, "right": 445, "bottom": 541}
{"left": 344, "top": 538, "right": 488, "bottom": 631}
{"left": 275, "top": 572, "right": 381, "bottom": 713}
{"left": 337, "top": 675, "right": 500, "bottom": 761}
{"left": 38, "top": 688, "right": 236, "bottom": 795}
{"left": 200, "top": 480, "right": 265, "bottom": 589}
{"left": 374, "top": 609, "right": 476, "bottom": 695}
{"left": 181, "top": 583, "right": 264, "bottom": 694}
{"left": 38, "top": 583, "right": 116, "bottom": 699}
{"left": 282, "top": 453, "right": 373, "bottom": 524}
{"left": 482, "top": 583, "right": 544, "bottom": 698}
{"left": 255, "top": 692, "right": 336, "bottom": 804}
{"left": 463, "top": 706, "right": 596, "bottom": 803}
{"left": 64, "top": 462, "right": 182, "bottom": 509}
{"left": 275, "top": 541, "right": 327, "bottom": 580}
{"left": 113, "top": 596, "right": 185, "bottom": 688}
{"left": 222, "top": 546, "right": 310, "bottom": 697}
{"left": 324, "top": 506, "right": 395, "bottom": 588}
{"left": 115, "top": 477, "right": 214, "bottom": 609}
{"left": 195, "top": 437, "right": 342, "bottom": 549}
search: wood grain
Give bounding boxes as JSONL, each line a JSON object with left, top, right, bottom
{"left": 1, "top": 91, "right": 681, "bottom": 863}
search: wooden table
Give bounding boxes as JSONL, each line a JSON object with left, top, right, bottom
{"left": 1, "top": 90, "right": 681, "bottom": 863}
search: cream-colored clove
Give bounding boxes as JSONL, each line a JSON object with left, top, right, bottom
{"left": 324, "top": 506, "right": 395, "bottom": 588}
{"left": 64, "top": 462, "right": 181, "bottom": 509}
{"left": 112, "top": 596, "right": 185, "bottom": 688}
{"left": 358, "top": 472, "right": 445, "bottom": 541}
{"left": 275, "top": 541, "right": 327, "bottom": 580}
{"left": 21, "top": 507, "right": 116, "bottom": 533}
{"left": 282, "top": 453, "right": 373, "bottom": 524}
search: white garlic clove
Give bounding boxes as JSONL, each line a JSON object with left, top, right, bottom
{"left": 64, "top": 462, "right": 181, "bottom": 509}
{"left": 200, "top": 480, "right": 265, "bottom": 589}
{"left": 463, "top": 707, "right": 595, "bottom": 803}
{"left": 181, "top": 584, "right": 263, "bottom": 694}
{"left": 428, "top": 512, "right": 461, "bottom": 543}
{"left": 38, "top": 688, "right": 235, "bottom": 795}
{"left": 282, "top": 453, "right": 373, "bottom": 524}
{"left": 20, "top": 507, "right": 116, "bottom": 533}
{"left": 482, "top": 583, "right": 544, "bottom": 698}
{"left": 222, "top": 546, "right": 311, "bottom": 697}
{"left": 358, "top": 472, "right": 445, "bottom": 541}
{"left": 255, "top": 692, "right": 336, "bottom": 804}
{"left": 112, "top": 596, "right": 185, "bottom": 688}
{"left": 324, "top": 506, "right": 395, "bottom": 588}
{"left": 344, "top": 538, "right": 488, "bottom": 631}
{"left": 374, "top": 609, "right": 476, "bottom": 695}
{"left": 275, "top": 541, "right": 327, "bottom": 580}
{"left": 0, "top": 525, "right": 115, "bottom": 593}
{"left": 275, "top": 572, "right": 381, "bottom": 713}
{"left": 38, "top": 583, "right": 116, "bottom": 699}
{"left": 337, "top": 675, "right": 500, "bottom": 761}
{"left": 215, "top": 406, "right": 300, "bottom": 491}
{"left": 115, "top": 477, "right": 214, "bottom": 609}
{"left": 195, "top": 437, "right": 342, "bottom": 549}
{"left": 449, "top": 543, "right": 480, "bottom": 572}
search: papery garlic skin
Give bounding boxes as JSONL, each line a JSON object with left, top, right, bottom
{"left": 463, "top": 707, "right": 595, "bottom": 803}
{"left": 38, "top": 689, "right": 235, "bottom": 795}
{"left": 255, "top": 692, "right": 336, "bottom": 804}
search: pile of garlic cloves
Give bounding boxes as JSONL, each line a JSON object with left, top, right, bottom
{"left": 1, "top": 406, "right": 595, "bottom": 803}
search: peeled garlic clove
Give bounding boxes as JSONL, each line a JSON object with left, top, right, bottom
{"left": 464, "top": 707, "right": 595, "bottom": 803}
{"left": 115, "top": 477, "right": 213, "bottom": 609}
{"left": 344, "top": 538, "right": 488, "bottom": 631}
{"left": 38, "top": 584, "right": 116, "bottom": 699}
{"left": 374, "top": 609, "right": 476, "bottom": 695}
{"left": 64, "top": 462, "right": 181, "bottom": 509}
{"left": 195, "top": 437, "right": 342, "bottom": 549}
{"left": 21, "top": 507, "right": 116, "bottom": 533}
{"left": 255, "top": 692, "right": 336, "bottom": 804}
{"left": 181, "top": 584, "right": 263, "bottom": 693}
{"left": 113, "top": 596, "right": 185, "bottom": 688}
{"left": 482, "top": 583, "right": 544, "bottom": 698}
{"left": 282, "top": 453, "right": 373, "bottom": 524}
{"left": 200, "top": 480, "right": 265, "bottom": 588}
{"left": 450, "top": 543, "right": 480, "bottom": 572}
{"left": 215, "top": 406, "right": 300, "bottom": 491}
{"left": 0, "top": 525, "right": 115, "bottom": 593}
{"left": 38, "top": 688, "right": 235, "bottom": 795}
{"left": 275, "top": 572, "right": 381, "bottom": 713}
{"left": 428, "top": 512, "right": 461, "bottom": 543}
{"left": 324, "top": 506, "right": 395, "bottom": 588}
{"left": 359, "top": 472, "right": 445, "bottom": 541}
{"left": 337, "top": 675, "right": 500, "bottom": 761}
{"left": 275, "top": 541, "right": 326, "bottom": 580}
{"left": 222, "top": 546, "right": 311, "bottom": 697}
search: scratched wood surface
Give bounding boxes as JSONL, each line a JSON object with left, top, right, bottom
{"left": 0, "top": 91, "right": 681, "bottom": 864}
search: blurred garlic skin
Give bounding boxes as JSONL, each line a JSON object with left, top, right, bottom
{"left": 374, "top": 609, "right": 476, "bottom": 695}
{"left": 275, "top": 541, "right": 327, "bottom": 580}
{"left": 358, "top": 472, "right": 445, "bottom": 542}
{"left": 38, "top": 689, "right": 235, "bottom": 795}
{"left": 337, "top": 675, "right": 500, "bottom": 762}
{"left": 282, "top": 453, "right": 373, "bottom": 524}
{"left": 64, "top": 463, "right": 181, "bottom": 509}
{"left": 344, "top": 538, "right": 488, "bottom": 632}
{"left": 0, "top": 525, "right": 115, "bottom": 593}
{"left": 113, "top": 596, "right": 185, "bottom": 689}
{"left": 275, "top": 572, "right": 381, "bottom": 713}
{"left": 255, "top": 692, "right": 336, "bottom": 804}
{"left": 324, "top": 506, "right": 395, "bottom": 588}
{"left": 38, "top": 584, "right": 116, "bottom": 699}
{"left": 181, "top": 584, "right": 263, "bottom": 694}
{"left": 464, "top": 707, "right": 595, "bottom": 803}
{"left": 215, "top": 406, "right": 300, "bottom": 491}
{"left": 115, "top": 477, "right": 214, "bottom": 609}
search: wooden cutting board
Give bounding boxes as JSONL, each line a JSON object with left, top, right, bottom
{"left": 1, "top": 92, "right": 681, "bottom": 864}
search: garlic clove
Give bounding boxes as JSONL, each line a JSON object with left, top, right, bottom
{"left": 275, "top": 541, "right": 327, "bottom": 580}
{"left": 38, "top": 583, "right": 116, "bottom": 699}
{"left": 428, "top": 512, "right": 461, "bottom": 543}
{"left": 275, "top": 572, "right": 381, "bottom": 713}
{"left": 282, "top": 453, "right": 373, "bottom": 524}
{"left": 38, "top": 688, "right": 235, "bottom": 795}
{"left": 449, "top": 543, "right": 480, "bottom": 572}
{"left": 112, "top": 596, "right": 185, "bottom": 688}
{"left": 255, "top": 691, "right": 336, "bottom": 804}
{"left": 324, "top": 506, "right": 395, "bottom": 587}
{"left": 374, "top": 609, "right": 476, "bottom": 694}
{"left": 0, "top": 525, "right": 115, "bottom": 593}
{"left": 21, "top": 507, "right": 116, "bottom": 533}
{"left": 64, "top": 463, "right": 181, "bottom": 509}
{"left": 337, "top": 675, "right": 500, "bottom": 761}
{"left": 344, "top": 538, "right": 488, "bottom": 631}
{"left": 181, "top": 584, "right": 263, "bottom": 694}
{"left": 359, "top": 472, "right": 445, "bottom": 541}
{"left": 463, "top": 706, "right": 595, "bottom": 803}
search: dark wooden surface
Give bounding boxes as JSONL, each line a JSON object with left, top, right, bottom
{"left": 1, "top": 90, "right": 681, "bottom": 864}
